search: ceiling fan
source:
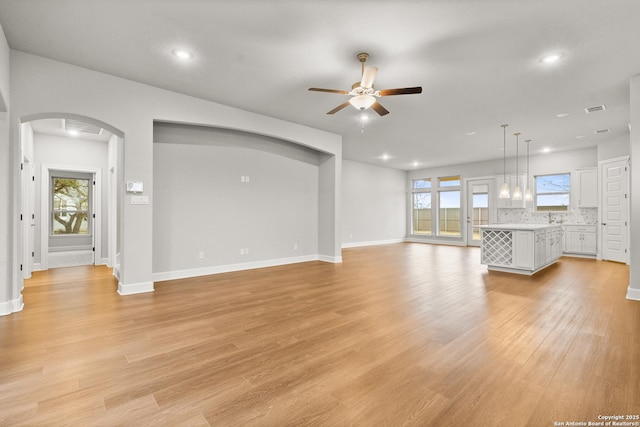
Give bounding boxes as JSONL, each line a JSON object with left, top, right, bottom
{"left": 308, "top": 52, "right": 422, "bottom": 116}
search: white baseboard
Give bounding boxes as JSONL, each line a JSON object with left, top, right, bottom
{"left": 404, "top": 237, "right": 466, "bottom": 246}
{"left": 317, "top": 254, "right": 343, "bottom": 263}
{"left": 118, "top": 281, "right": 154, "bottom": 295}
{"left": 627, "top": 286, "right": 640, "bottom": 301}
{"left": 33, "top": 263, "right": 43, "bottom": 272}
{"left": 342, "top": 238, "right": 405, "bottom": 249}
{"left": 0, "top": 296, "right": 24, "bottom": 316}
{"left": 153, "top": 254, "right": 325, "bottom": 282}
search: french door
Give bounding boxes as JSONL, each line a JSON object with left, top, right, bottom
{"left": 466, "top": 178, "right": 495, "bottom": 247}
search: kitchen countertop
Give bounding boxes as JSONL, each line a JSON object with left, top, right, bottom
{"left": 479, "top": 223, "right": 563, "bottom": 231}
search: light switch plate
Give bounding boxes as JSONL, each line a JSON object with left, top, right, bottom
{"left": 130, "top": 195, "right": 149, "bottom": 205}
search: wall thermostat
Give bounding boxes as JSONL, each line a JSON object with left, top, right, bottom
{"left": 126, "top": 181, "right": 144, "bottom": 193}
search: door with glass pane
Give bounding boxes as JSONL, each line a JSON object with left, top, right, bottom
{"left": 50, "top": 172, "right": 95, "bottom": 265}
{"left": 466, "top": 179, "right": 493, "bottom": 246}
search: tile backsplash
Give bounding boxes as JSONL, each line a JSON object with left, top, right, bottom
{"left": 497, "top": 208, "right": 597, "bottom": 225}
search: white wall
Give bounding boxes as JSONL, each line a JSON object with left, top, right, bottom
{"left": 7, "top": 50, "right": 341, "bottom": 301}
{"left": 152, "top": 125, "right": 320, "bottom": 279}
{"left": 33, "top": 133, "right": 109, "bottom": 263}
{"left": 0, "top": 23, "right": 16, "bottom": 315}
{"left": 629, "top": 75, "right": 640, "bottom": 300}
{"left": 408, "top": 147, "right": 597, "bottom": 184}
{"left": 0, "top": 22, "right": 8, "bottom": 113}
{"left": 598, "top": 134, "right": 630, "bottom": 161}
{"left": 342, "top": 159, "right": 406, "bottom": 247}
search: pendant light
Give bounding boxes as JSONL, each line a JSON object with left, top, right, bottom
{"left": 524, "top": 139, "right": 533, "bottom": 201}
{"left": 499, "top": 124, "right": 510, "bottom": 199}
{"left": 512, "top": 132, "right": 523, "bottom": 201}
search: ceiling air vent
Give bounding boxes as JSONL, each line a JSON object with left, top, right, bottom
{"left": 585, "top": 105, "right": 606, "bottom": 113}
{"left": 64, "top": 119, "right": 102, "bottom": 135}
{"left": 595, "top": 128, "right": 611, "bottom": 134}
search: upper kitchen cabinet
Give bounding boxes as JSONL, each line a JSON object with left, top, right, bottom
{"left": 574, "top": 168, "right": 598, "bottom": 208}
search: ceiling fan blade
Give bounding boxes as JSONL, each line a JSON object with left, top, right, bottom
{"left": 327, "top": 101, "right": 351, "bottom": 115}
{"left": 309, "top": 87, "right": 349, "bottom": 95}
{"left": 360, "top": 66, "right": 378, "bottom": 89}
{"left": 378, "top": 86, "right": 423, "bottom": 96}
{"left": 371, "top": 101, "right": 390, "bottom": 116}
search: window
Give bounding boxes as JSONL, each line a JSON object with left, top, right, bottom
{"left": 412, "top": 178, "right": 432, "bottom": 235}
{"left": 52, "top": 177, "right": 90, "bottom": 234}
{"left": 438, "top": 176, "right": 461, "bottom": 237}
{"left": 411, "top": 175, "right": 462, "bottom": 238}
{"left": 439, "top": 176, "right": 461, "bottom": 187}
{"left": 412, "top": 178, "right": 432, "bottom": 189}
{"left": 535, "top": 173, "right": 570, "bottom": 211}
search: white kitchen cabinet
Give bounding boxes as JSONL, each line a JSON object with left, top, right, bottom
{"left": 513, "top": 231, "right": 534, "bottom": 269}
{"left": 495, "top": 174, "right": 527, "bottom": 209}
{"left": 563, "top": 225, "right": 596, "bottom": 255}
{"left": 574, "top": 168, "right": 598, "bottom": 208}
{"left": 481, "top": 224, "right": 562, "bottom": 275}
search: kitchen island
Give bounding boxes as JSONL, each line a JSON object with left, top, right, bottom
{"left": 480, "top": 223, "right": 563, "bottom": 275}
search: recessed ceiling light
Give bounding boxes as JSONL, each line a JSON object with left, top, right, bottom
{"left": 380, "top": 154, "right": 390, "bottom": 161}
{"left": 172, "top": 49, "right": 193, "bottom": 60}
{"left": 67, "top": 129, "right": 79, "bottom": 137}
{"left": 412, "top": 161, "right": 420, "bottom": 168}
{"left": 576, "top": 135, "right": 586, "bottom": 139}
{"left": 541, "top": 147, "right": 551, "bottom": 153}
{"left": 466, "top": 132, "right": 476, "bottom": 136}
{"left": 360, "top": 114, "right": 369, "bottom": 121}
{"left": 556, "top": 113, "right": 569, "bottom": 118}
{"left": 541, "top": 54, "right": 562, "bottom": 64}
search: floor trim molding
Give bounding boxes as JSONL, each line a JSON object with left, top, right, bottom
{"left": 0, "top": 295, "right": 24, "bottom": 316}
{"left": 342, "top": 238, "right": 405, "bottom": 249}
{"left": 118, "top": 281, "right": 154, "bottom": 296}
{"left": 627, "top": 286, "right": 640, "bottom": 301}
{"left": 152, "top": 255, "right": 322, "bottom": 282}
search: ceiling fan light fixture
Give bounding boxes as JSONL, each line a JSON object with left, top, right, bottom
{"left": 349, "top": 95, "right": 376, "bottom": 110}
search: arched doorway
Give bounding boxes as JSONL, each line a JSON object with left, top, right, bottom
{"left": 18, "top": 113, "right": 124, "bottom": 291}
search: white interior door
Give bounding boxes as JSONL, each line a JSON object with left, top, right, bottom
{"left": 21, "top": 157, "right": 35, "bottom": 278}
{"left": 600, "top": 157, "right": 628, "bottom": 263}
{"left": 466, "top": 178, "right": 494, "bottom": 246}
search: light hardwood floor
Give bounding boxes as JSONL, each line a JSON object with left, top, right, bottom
{"left": 1, "top": 243, "right": 638, "bottom": 426}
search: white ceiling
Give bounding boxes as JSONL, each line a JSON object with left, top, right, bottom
{"left": 30, "top": 119, "right": 113, "bottom": 142}
{"left": 1, "top": 0, "right": 639, "bottom": 170}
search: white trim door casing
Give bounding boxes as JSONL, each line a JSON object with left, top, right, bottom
{"left": 21, "top": 155, "right": 35, "bottom": 279}
{"left": 41, "top": 164, "right": 102, "bottom": 270}
{"left": 465, "top": 177, "right": 496, "bottom": 247}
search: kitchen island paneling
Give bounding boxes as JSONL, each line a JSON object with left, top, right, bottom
{"left": 480, "top": 224, "right": 563, "bottom": 275}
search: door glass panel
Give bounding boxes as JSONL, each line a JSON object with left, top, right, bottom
{"left": 471, "top": 193, "right": 489, "bottom": 241}
{"left": 52, "top": 177, "right": 90, "bottom": 235}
